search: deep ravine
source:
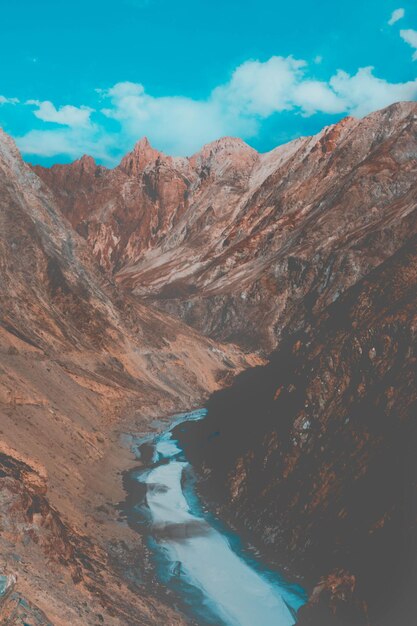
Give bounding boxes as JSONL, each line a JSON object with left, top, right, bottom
{"left": 126, "top": 410, "right": 307, "bottom": 626}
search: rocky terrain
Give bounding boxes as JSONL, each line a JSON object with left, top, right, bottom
{"left": 0, "top": 129, "right": 257, "bottom": 624}
{"left": 1, "top": 100, "right": 416, "bottom": 624}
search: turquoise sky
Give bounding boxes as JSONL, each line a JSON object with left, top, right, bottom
{"left": 1, "top": 1, "right": 417, "bottom": 165}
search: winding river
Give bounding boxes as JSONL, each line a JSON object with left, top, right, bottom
{"left": 131, "top": 409, "right": 306, "bottom": 626}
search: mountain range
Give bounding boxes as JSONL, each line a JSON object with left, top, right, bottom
{"left": 0, "top": 100, "right": 416, "bottom": 625}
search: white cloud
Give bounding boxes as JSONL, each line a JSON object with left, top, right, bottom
{"left": 26, "top": 100, "right": 94, "bottom": 127}
{"left": 0, "top": 95, "right": 19, "bottom": 105}
{"left": 329, "top": 66, "right": 417, "bottom": 116}
{"left": 388, "top": 8, "right": 405, "bottom": 26}
{"left": 102, "top": 59, "right": 417, "bottom": 147}
{"left": 212, "top": 56, "right": 306, "bottom": 117}
{"left": 400, "top": 29, "right": 417, "bottom": 60}
{"left": 292, "top": 80, "right": 346, "bottom": 115}
{"left": 16, "top": 127, "right": 115, "bottom": 165}
{"left": 101, "top": 81, "right": 249, "bottom": 155}
{"left": 9, "top": 54, "right": 417, "bottom": 164}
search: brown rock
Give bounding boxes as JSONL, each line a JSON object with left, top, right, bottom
{"left": 297, "top": 570, "right": 369, "bottom": 626}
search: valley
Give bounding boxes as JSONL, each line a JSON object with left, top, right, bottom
{"left": 0, "top": 100, "right": 416, "bottom": 625}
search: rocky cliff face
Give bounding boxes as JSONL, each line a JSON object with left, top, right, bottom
{"left": 178, "top": 236, "right": 417, "bottom": 626}
{"left": 35, "top": 102, "right": 417, "bottom": 351}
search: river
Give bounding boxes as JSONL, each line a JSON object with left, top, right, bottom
{"left": 129, "top": 409, "right": 306, "bottom": 626}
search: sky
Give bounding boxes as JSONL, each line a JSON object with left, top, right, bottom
{"left": 1, "top": 1, "right": 417, "bottom": 166}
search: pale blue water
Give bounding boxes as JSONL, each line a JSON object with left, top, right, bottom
{"left": 133, "top": 410, "right": 306, "bottom": 626}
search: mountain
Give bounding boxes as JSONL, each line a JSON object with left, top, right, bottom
{"left": 3, "top": 100, "right": 416, "bottom": 625}
{"left": 0, "top": 129, "right": 256, "bottom": 625}
{"left": 34, "top": 102, "right": 417, "bottom": 352}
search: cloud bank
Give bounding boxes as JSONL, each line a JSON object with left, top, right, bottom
{"left": 27, "top": 100, "right": 93, "bottom": 127}
{"left": 8, "top": 53, "right": 417, "bottom": 165}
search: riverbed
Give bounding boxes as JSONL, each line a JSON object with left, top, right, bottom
{"left": 129, "top": 409, "right": 306, "bottom": 626}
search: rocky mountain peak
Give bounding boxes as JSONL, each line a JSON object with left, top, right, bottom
{"left": 189, "top": 136, "right": 259, "bottom": 179}
{"left": 197, "top": 136, "right": 256, "bottom": 155}
{"left": 192, "top": 136, "right": 256, "bottom": 162}
{"left": 75, "top": 154, "right": 97, "bottom": 171}
{"left": 118, "top": 136, "right": 164, "bottom": 175}
{"left": 0, "top": 127, "right": 24, "bottom": 167}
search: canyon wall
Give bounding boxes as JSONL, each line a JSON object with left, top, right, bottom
{"left": 178, "top": 237, "right": 417, "bottom": 625}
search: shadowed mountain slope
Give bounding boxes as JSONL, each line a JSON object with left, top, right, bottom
{"left": 177, "top": 235, "right": 417, "bottom": 626}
